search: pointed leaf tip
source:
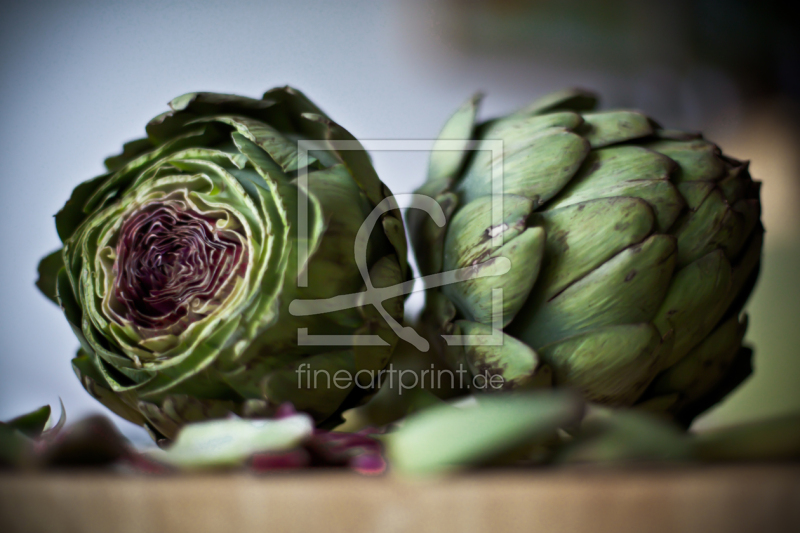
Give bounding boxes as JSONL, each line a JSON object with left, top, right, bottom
{"left": 5, "top": 405, "right": 51, "bottom": 439}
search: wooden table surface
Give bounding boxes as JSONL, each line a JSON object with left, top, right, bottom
{"left": 1, "top": 465, "right": 799, "bottom": 533}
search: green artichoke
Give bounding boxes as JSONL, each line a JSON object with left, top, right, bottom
{"left": 37, "top": 87, "right": 408, "bottom": 441}
{"left": 409, "top": 89, "right": 762, "bottom": 423}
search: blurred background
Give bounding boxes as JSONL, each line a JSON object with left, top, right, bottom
{"left": 1, "top": 0, "right": 798, "bottom": 443}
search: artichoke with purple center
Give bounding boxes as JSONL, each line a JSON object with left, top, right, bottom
{"left": 409, "top": 89, "right": 763, "bottom": 424}
{"left": 37, "top": 87, "right": 407, "bottom": 441}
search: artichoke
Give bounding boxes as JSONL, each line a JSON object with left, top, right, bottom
{"left": 37, "top": 87, "right": 408, "bottom": 441}
{"left": 410, "top": 89, "right": 762, "bottom": 423}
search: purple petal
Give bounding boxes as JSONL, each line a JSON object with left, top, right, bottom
{"left": 350, "top": 453, "right": 387, "bottom": 475}
{"left": 249, "top": 449, "right": 311, "bottom": 471}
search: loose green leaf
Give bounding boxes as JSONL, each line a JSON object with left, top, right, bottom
{"left": 387, "top": 391, "right": 584, "bottom": 475}
{"left": 149, "top": 415, "right": 314, "bottom": 469}
{"left": 558, "top": 408, "right": 693, "bottom": 463}
{"left": 692, "top": 414, "right": 800, "bottom": 461}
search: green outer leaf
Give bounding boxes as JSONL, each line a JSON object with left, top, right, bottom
{"left": 56, "top": 268, "right": 92, "bottom": 357}
{"left": 147, "top": 92, "right": 278, "bottom": 144}
{"left": 388, "top": 391, "right": 584, "bottom": 475}
{"left": 134, "top": 318, "right": 243, "bottom": 399}
{"left": 458, "top": 128, "right": 590, "bottom": 205}
{"left": 517, "top": 88, "right": 598, "bottom": 115}
{"left": 408, "top": 191, "right": 458, "bottom": 278}
{"left": 84, "top": 125, "right": 225, "bottom": 213}
{"left": 5, "top": 405, "right": 51, "bottom": 439}
{"left": 546, "top": 145, "right": 683, "bottom": 232}
{"left": 529, "top": 197, "right": 656, "bottom": 301}
{"left": 577, "top": 110, "right": 654, "bottom": 148}
{"left": 648, "top": 314, "right": 746, "bottom": 405}
{"left": 538, "top": 324, "right": 663, "bottom": 406}
{"left": 482, "top": 111, "right": 583, "bottom": 140}
{"left": 55, "top": 173, "right": 111, "bottom": 243}
{"left": 654, "top": 250, "right": 733, "bottom": 367}
{"left": 148, "top": 414, "right": 314, "bottom": 469}
{"left": 672, "top": 188, "right": 736, "bottom": 268}
{"left": 513, "top": 234, "right": 677, "bottom": 348}
{"left": 301, "top": 112, "right": 409, "bottom": 279}
{"left": 673, "top": 346, "right": 753, "bottom": 428}
{"left": 455, "top": 320, "right": 546, "bottom": 390}
{"left": 72, "top": 352, "right": 147, "bottom": 426}
{"left": 261, "top": 86, "right": 328, "bottom": 136}
{"left": 724, "top": 226, "right": 763, "bottom": 316}
{"left": 692, "top": 413, "right": 800, "bottom": 461}
{"left": 352, "top": 256, "right": 405, "bottom": 384}
{"left": 442, "top": 195, "right": 544, "bottom": 326}
{"left": 231, "top": 133, "right": 289, "bottom": 182}
{"left": 195, "top": 116, "right": 317, "bottom": 172}
{"left": 36, "top": 250, "right": 64, "bottom": 304}
{"left": 104, "top": 138, "right": 154, "bottom": 172}
{"left": 558, "top": 409, "right": 692, "bottom": 463}
{"left": 424, "top": 93, "right": 481, "bottom": 197}
{"left": 643, "top": 138, "right": 725, "bottom": 183}
{"left": 262, "top": 350, "right": 356, "bottom": 422}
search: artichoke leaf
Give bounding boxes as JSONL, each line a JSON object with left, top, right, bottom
{"left": 455, "top": 320, "right": 548, "bottom": 391}
{"left": 643, "top": 138, "right": 725, "bottom": 183}
{"left": 408, "top": 191, "right": 458, "bottom": 277}
{"left": 444, "top": 228, "right": 543, "bottom": 327}
{"left": 230, "top": 132, "right": 290, "bottom": 182}
{"left": 538, "top": 324, "right": 664, "bottom": 405}
{"left": 717, "top": 162, "right": 752, "bottom": 204}
{"left": 55, "top": 173, "right": 112, "bottom": 243}
{"left": 4, "top": 405, "right": 51, "bottom": 439}
{"left": 530, "top": 197, "right": 656, "bottom": 301}
{"left": 72, "top": 353, "right": 147, "bottom": 426}
{"left": 104, "top": 138, "right": 154, "bottom": 172}
{"left": 424, "top": 93, "right": 482, "bottom": 196}
{"left": 149, "top": 414, "right": 314, "bottom": 469}
{"left": 546, "top": 145, "right": 683, "bottom": 232}
{"left": 654, "top": 250, "right": 733, "bottom": 367}
{"left": 388, "top": 391, "right": 585, "bottom": 475}
{"left": 513, "top": 234, "right": 677, "bottom": 348}
{"left": 36, "top": 250, "right": 64, "bottom": 305}
{"left": 723, "top": 226, "right": 763, "bottom": 315}
{"left": 262, "top": 350, "right": 357, "bottom": 423}
{"left": 558, "top": 408, "right": 692, "bottom": 463}
{"left": 85, "top": 125, "right": 225, "bottom": 213}
{"left": 672, "top": 188, "right": 745, "bottom": 268}
{"left": 458, "top": 128, "right": 590, "bottom": 205}
{"left": 692, "top": 414, "right": 800, "bottom": 461}
{"left": 443, "top": 195, "right": 536, "bottom": 268}
{"left": 194, "top": 115, "right": 316, "bottom": 172}
{"left": 648, "top": 314, "right": 746, "bottom": 406}
{"left": 516, "top": 88, "right": 598, "bottom": 115}
{"left": 146, "top": 91, "right": 278, "bottom": 144}
{"left": 577, "top": 110, "right": 654, "bottom": 148}
{"left": 477, "top": 111, "right": 584, "bottom": 153}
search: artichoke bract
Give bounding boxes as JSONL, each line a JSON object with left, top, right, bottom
{"left": 37, "top": 87, "right": 408, "bottom": 441}
{"left": 409, "top": 89, "right": 762, "bottom": 424}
